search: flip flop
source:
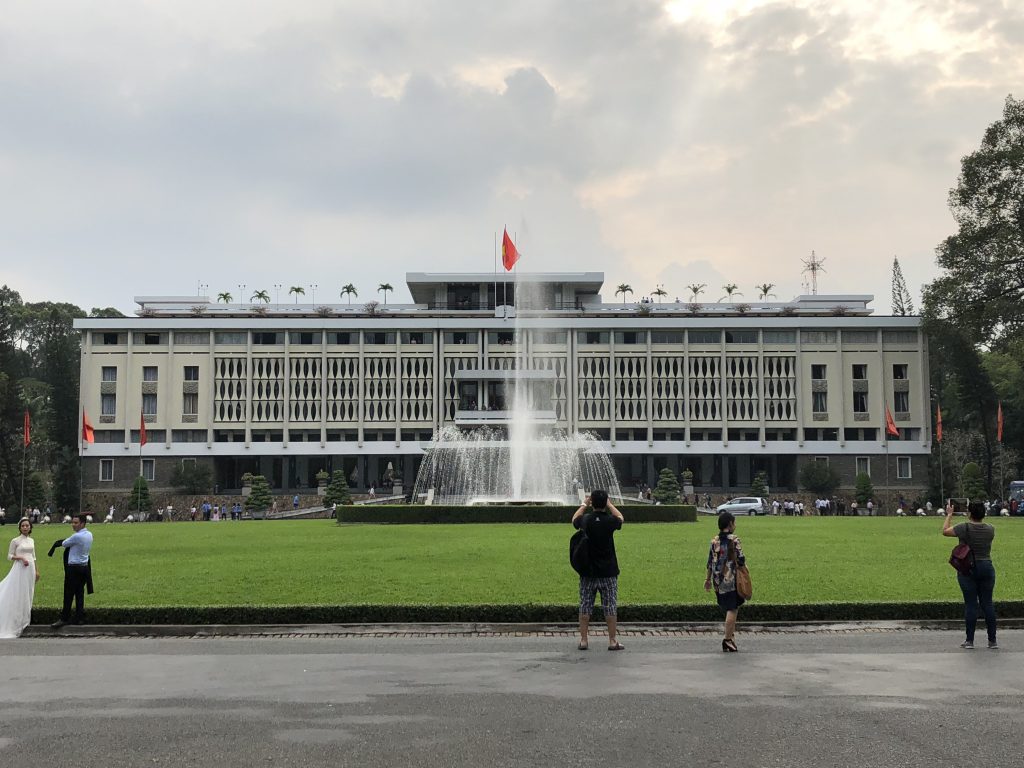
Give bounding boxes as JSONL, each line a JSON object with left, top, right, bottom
{"left": 607, "top": 642, "right": 625, "bottom": 651}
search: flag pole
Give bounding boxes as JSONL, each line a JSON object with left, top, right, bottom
{"left": 78, "top": 411, "right": 84, "bottom": 514}
{"left": 19, "top": 437, "right": 26, "bottom": 515}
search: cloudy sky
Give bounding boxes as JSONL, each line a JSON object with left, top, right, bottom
{"left": 1, "top": 0, "right": 1020, "bottom": 313}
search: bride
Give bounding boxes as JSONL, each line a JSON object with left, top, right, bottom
{"left": 0, "top": 517, "right": 40, "bottom": 638}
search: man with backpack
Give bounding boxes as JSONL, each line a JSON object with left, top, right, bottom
{"left": 570, "top": 490, "right": 625, "bottom": 651}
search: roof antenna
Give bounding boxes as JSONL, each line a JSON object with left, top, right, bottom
{"left": 801, "top": 250, "right": 825, "bottom": 295}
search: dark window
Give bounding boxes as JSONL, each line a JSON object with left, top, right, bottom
{"left": 893, "top": 364, "right": 908, "bottom": 380}
{"left": 853, "top": 391, "right": 868, "bottom": 413}
{"left": 725, "top": 330, "right": 757, "bottom": 344}
{"left": 364, "top": 331, "right": 396, "bottom": 345}
{"left": 852, "top": 364, "right": 868, "bottom": 379}
{"left": 811, "top": 364, "right": 827, "bottom": 380}
{"left": 144, "top": 333, "right": 161, "bottom": 345}
{"left": 688, "top": 330, "right": 721, "bottom": 344}
{"left": 102, "top": 333, "right": 119, "bottom": 345}
{"left": 215, "top": 332, "right": 246, "bottom": 345}
{"left": 444, "top": 331, "right": 478, "bottom": 345}
{"left": 183, "top": 393, "right": 199, "bottom": 416}
{"left": 101, "top": 366, "right": 117, "bottom": 382}
{"left": 184, "top": 366, "right": 199, "bottom": 381}
{"left": 143, "top": 366, "right": 158, "bottom": 382}
{"left": 487, "top": 331, "right": 516, "bottom": 345}
{"left": 288, "top": 332, "right": 321, "bottom": 345}
{"left": 142, "top": 394, "right": 157, "bottom": 415}
{"left": 401, "top": 331, "right": 432, "bottom": 345}
{"left": 614, "top": 331, "right": 647, "bottom": 345}
{"left": 101, "top": 394, "right": 116, "bottom": 415}
{"left": 329, "top": 332, "right": 355, "bottom": 345}
{"left": 577, "top": 331, "right": 609, "bottom": 344}
{"left": 253, "top": 332, "right": 282, "bottom": 345}
{"left": 894, "top": 391, "right": 910, "bottom": 412}
{"left": 762, "top": 331, "right": 796, "bottom": 343}
{"left": 812, "top": 391, "right": 827, "bottom": 413}
{"left": 651, "top": 331, "right": 684, "bottom": 344}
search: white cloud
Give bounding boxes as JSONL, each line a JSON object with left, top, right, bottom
{"left": 0, "top": 0, "right": 1019, "bottom": 314}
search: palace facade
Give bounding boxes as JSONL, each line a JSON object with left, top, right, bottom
{"left": 75, "top": 272, "right": 929, "bottom": 499}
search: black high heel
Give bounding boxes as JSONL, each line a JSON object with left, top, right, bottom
{"left": 723, "top": 638, "right": 738, "bottom": 652}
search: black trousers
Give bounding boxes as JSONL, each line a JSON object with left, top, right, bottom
{"left": 62, "top": 564, "right": 90, "bottom": 622}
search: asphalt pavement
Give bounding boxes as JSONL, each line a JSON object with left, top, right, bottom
{"left": 2, "top": 628, "right": 1021, "bottom": 767}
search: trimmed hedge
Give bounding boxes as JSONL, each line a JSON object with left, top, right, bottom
{"left": 30, "top": 600, "right": 1024, "bottom": 625}
{"left": 335, "top": 504, "right": 697, "bottom": 524}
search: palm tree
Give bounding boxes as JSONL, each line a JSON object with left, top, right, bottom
{"left": 378, "top": 282, "right": 394, "bottom": 304}
{"left": 289, "top": 286, "right": 305, "bottom": 304}
{"left": 651, "top": 286, "right": 668, "bottom": 303}
{"left": 686, "top": 283, "right": 706, "bottom": 302}
{"left": 615, "top": 284, "right": 633, "bottom": 304}
{"left": 340, "top": 284, "right": 358, "bottom": 304}
{"left": 250, "top": 289, "right": 270, "bottom": 304}
{"left": 756, "top": 283, "right": 776, "bottom": 301}
{"left": 719, "top": 284, "right": 742, "bottom": 302}
{"left": 217, "top": 292, "right": 233, "bottom": 304}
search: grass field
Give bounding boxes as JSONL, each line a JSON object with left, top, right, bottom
{"left": 20, "top": 516, "right": 1024, "bottom": 608}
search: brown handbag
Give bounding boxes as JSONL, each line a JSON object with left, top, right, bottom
{"left": 730, "top": 539, "right": 753, "bottom": 600}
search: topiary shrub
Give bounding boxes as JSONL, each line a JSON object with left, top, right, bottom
{"left": 324, "top": 470, "right": 352, "bottom": 507}
{"left": 245, "top": 474, "right": 273, "bottom": 514}
{"left": 651, "top": 467, "right": 681, "bottom": 504}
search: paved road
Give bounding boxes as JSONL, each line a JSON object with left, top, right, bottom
{"left": 1, "top": 630, "right": 1021, "bottom": 767}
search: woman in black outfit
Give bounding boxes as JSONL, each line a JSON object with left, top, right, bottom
{"left": 943, "top": 501, "right": 997, "bottom": 649}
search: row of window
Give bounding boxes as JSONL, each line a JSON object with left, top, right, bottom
{"left": 94, "top": 329, "right": 921, "bottom": 347}
{"left": 811, "top": 390, "right": 910, "bottom": 414}
{"left": 101, "top": 366, "right": 199, "bottom": 382}
{"left": 812, "top": 364, "right": 909, "bottom": 380}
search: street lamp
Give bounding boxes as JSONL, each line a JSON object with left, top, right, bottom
{"left": 274, "top": 284, "right": 282, "bottom": 307}
{"left": 309, "top": 283, "right": 318, "bottom": 305}
{"left": 237, "top": 284, "right": 246, "bottom": 306}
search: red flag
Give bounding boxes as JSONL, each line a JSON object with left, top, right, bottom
{"left": 23, "top": 410, "right": 30, "bottom": 447}
{"left": 936, "top": 403, "right": 943, "bottom": 443}
{"left": 82, "top": 411, "right": 95, "bottom": 444}
{"left": 140, "top": 411, "right": 148, "bottom": 446}
{"left": 501, "top": 228, "right": 520, "bottom": 271}
{"left": 885, "top": 405, "right": 900, "bottom": 438}
{"left": 997, "top": 401, "right": 1004, "bottom": 443}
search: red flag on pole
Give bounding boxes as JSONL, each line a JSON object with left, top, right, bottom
{"left": 23, "top": 410, "right": 30, "bottom": 447}
{"left": 885, "top": 405, "right": 900, "bottom": 438}
{"left": 501, "top": 228, "right": 520, "bottom": 271}
{"left": 997, "top": 401, "right": 1004, "bottom": 443}
{"left": 936, "top": 403, "right": 943, "bottom": 443}
{"left": 140, "top": 411, "right": 148, "bottom": 446}
{"left": 82, "top": 411, "right": 95, "bottom": 444}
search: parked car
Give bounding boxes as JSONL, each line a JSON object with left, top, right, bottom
{"left": 716, "top": 496, "right": 769, "bottom": 516}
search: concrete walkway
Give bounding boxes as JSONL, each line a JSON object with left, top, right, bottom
{"left": 1, "top": 628, "right": 1021, "bottom": 767}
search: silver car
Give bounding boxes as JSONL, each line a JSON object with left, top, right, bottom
{"left": 716, "top": 496, "right": 769, "bottom": 516}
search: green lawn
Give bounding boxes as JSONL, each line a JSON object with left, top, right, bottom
{"left": 23, "top": 516, "right": 1024, "bottom": 608}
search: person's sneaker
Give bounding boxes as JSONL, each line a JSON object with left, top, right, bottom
{"left": 988, "top": 641, "right": 999, "bottom": 650}
{"left": 960, "top": 641, "right": 974, "bottom": 649}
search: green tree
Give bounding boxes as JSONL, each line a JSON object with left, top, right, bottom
{"left": 750, "top": 471, "right": 768, "bottom": 498}
{"left": 340, "top": 284, "right": 358, "bottom": 304}
{"left": 615, "top": 284, "right": 633, "bottom": 303}
{"left": 289, "top": 286, "right": 305, "bottom": 303}
{"left": 323, "top": 469, "right": 352, "bottom": 507}
{"left": 245, "top": 474, "right": 273, "bottom": 513}
{"left": 799, "top": 460, "right": 841, "bottom": 496}
{"left": 51, "top": 446, "right": 80, "bottom": 512}
{"left": 89, "top": 307, "right": 126, "bottom": 318}
{"left": 891, "top": 256, "right": 915, "bottom": 316}
{"left": 217, "top": 292, "right": 233, "bottom": 304}
{"left": 170, "top": 461, "right": 213, "bottom": 494}
{"left": 719, "top": 284, "right": 742, "bottom": 302}
{"left": 24, "top": 471, "right": 48, "bottom": 509}
{"left": 129, "top": 475, "right": 152, "bottom": 512}
{"left": 687, "top": 283, "right": 706, "bottom": 301}
{"left": 377, "top": 283, "right": 394, "bottom": 304}
{"left": 756, "top": 283, "right": 776, "bottom": 301}
{"left": 960, "top": 461, "right": 987, "bottom": 500}
{"left": 250, "top": 289, "right": 270, "bottom": 304}
{"left": 651, "top": 286, "right": 668, "bottom": 303}
{"left": 651, "top": 467, "right": 681, "bottom": 504}
{"left": 854, "top": 472, "right": 874, "bottom": 505}
{"left": 923, "top": 95, "right": 1024, "bottom": 346}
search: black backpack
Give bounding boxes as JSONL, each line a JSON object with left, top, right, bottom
{"left": 569, "top": 525, "right": 591, "bottom": 576}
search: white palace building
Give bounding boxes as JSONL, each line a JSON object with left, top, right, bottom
{"left": 74, "top": 272, "right": 930, "bottom": 500}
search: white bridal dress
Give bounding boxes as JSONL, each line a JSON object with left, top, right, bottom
{"left": 0, "top": 535, "right": 36, "bottom": 638}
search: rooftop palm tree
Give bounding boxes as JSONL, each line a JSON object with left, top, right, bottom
{"left": 756, "top": 283, "right": 776, "bottom": 301}
{"left": 378, "top": 282, "right": 394, "bottom": 304}
{"left": 686, "top": 283, "right": 706, "bottom": 302}
{"left": 289, "top": 286, "right": 305, "bottom": 304}
{"left": 340, "top": 284, "right": 358, "bottom": 304}
{"left": 250, "top": 289, "right": 270, "bottom": 304}
{"left": 719, "top": 283, "right": 742, "bottom": 302}
{"left": 217, "top": 292, "right": 233, "bottom": 304}
{"left": 651, "top": 286, "right": 668, "bottom": 303}
{"left": 615, "top": 283, "right": 633, "bottom": 304}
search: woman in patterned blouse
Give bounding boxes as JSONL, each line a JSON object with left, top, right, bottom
{"left": 705, "top": 511, "right": 746, "bottom": 652}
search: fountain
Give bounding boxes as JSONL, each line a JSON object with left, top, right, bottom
{"left": 412, "top": 273, "right": 622, "bottom": 505}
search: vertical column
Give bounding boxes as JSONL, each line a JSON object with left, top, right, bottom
{"left": 124, "top": 330, "right": 134, "bottom": 450}
{"left": 609, "top": 331, "right": 617, "bottom": 446}
{"left": 244, "top": 331, "right": 253, "bottom": 447}
{"left": 795, "top": 329, "right": 804, "bottom": 448}
{"left": 567, "top": 329, "right": 577, "bottom": 434}
{"left": 282, "top": 331, "right": 291, "bottom": 449}
{"left": 433, "top": 329, "right": 442, "bottom": 434}
{"left": 719, "top": 333, "right": 727, "bottom": 447}
{"left": 683, "top": 329, "right": 691, "bottom": 446}
{"left": 165, "top": 331, "right": 174, "bottom": 448}
{"left": 837, "top": 328, "right": 847, "bottom": 448}
{"left": 206, "top": 332, "right": 215, "bottom": 447}
{"left": 357, "top": 331, "right": 365, "bottom": 446}
{"left": 645, "top": 330, "right": 653, "bottom": 446}
{"left": 394, "top": 332, "right": 402, "bottom": 447}
{"left": 320, "top": 329, "right": 328, "bottom": 447}
{"left": 757, "top": 330, "right": 766, "bottom": 446}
